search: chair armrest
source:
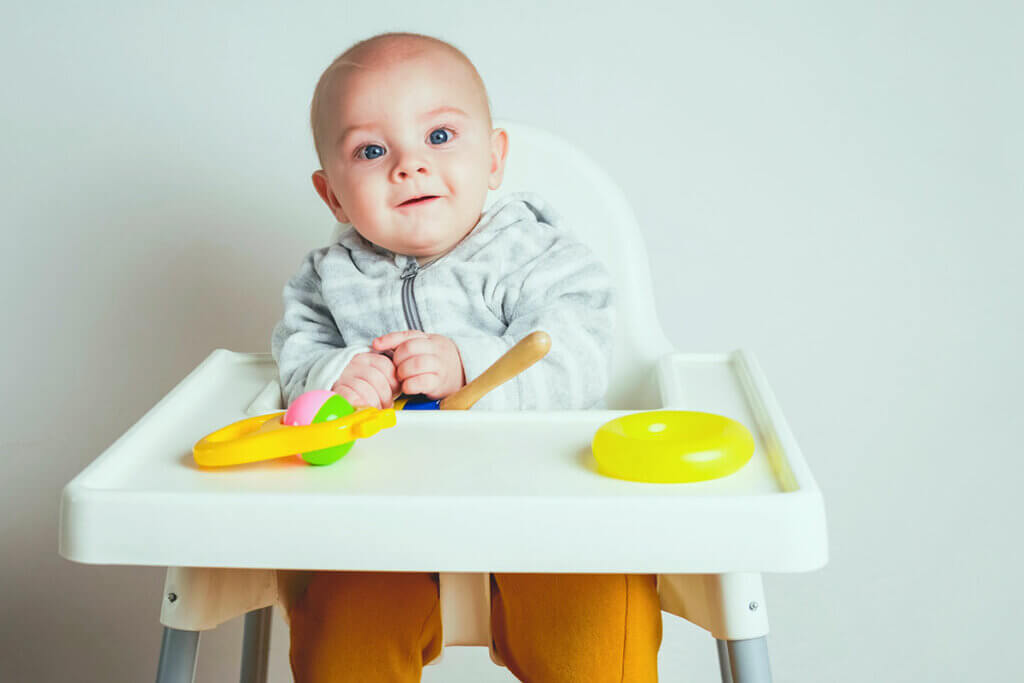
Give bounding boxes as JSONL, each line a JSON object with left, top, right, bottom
{"left": 656, "top": 349, "right": 813, "bottom": 494}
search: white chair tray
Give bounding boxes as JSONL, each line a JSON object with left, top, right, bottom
{"left": 60, "top": 349, "right": 826, "bottom": 573}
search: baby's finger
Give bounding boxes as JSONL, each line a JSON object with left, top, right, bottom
{"left": 333, "top": 385, "right": 361, "bottom": 408}
{"left": 371, "top": 363, "right": 400, "bottom": 398}
{"left": 364, "top": 366, "right": 396, "bottom": 408}
{"left": 373, "top": 330, "right": 427, "bottom": 352}
{"left": 391, "top": 338, "right": 435, "bottom": 367}
{"left": 365, "top": 351, "right": 398, "bottom": 376}
{"left": 402, "top": 372, "right": 440, "bottom": 397}
{"left": 336, "top": 383, "right": 378, "bottom": 410}
{"left": 344, "top": 377, "right": 381, "bottom": 409}
{"left": 396, "top": 353, "right": 440, "bottom": 381}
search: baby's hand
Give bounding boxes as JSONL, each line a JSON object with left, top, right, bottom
{"left": 372, "top": 331, "right": 466, "bottom": 399}
{"left": 331, "top": 352, "right": 400, "bottom": 409}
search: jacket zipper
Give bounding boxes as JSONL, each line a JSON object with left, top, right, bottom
{"left": 400, "top": 261, "right": 425, "bottom": 331}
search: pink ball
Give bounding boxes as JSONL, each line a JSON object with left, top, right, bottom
{"left": 283, "top": 390, "right": 335, "bottom": 426}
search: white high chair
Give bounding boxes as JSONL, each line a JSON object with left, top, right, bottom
{"left": 59, "top": 120, "right": 828, "bottom": 683}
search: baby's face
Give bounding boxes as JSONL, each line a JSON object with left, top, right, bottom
{"left": 313, "top": 49, "right": 507, "bottom": 259}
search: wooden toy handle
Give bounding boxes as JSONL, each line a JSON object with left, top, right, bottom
{"left": 440, "top": 331, "right": 552, "bottom": 410}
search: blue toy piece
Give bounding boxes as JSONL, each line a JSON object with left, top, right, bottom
{"left": 396, "top": 396, "right": 441, "bottom": 410}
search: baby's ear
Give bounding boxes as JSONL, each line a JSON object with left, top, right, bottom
{"left": 487, "top": 128, "right": 509, "bottom": 191}
{"left": 312, "top": 170, "right": 350, "bottom": 223}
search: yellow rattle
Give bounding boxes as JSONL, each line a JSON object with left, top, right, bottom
{"left": 193, "top": 391, "right": 395, "bottom": 467}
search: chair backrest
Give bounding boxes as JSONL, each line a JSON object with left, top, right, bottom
{"left": 326, "top": 120, "right": 672, "bottom": 409}
{"left": 485, "top": 120, "right": 672, "bottom": 409}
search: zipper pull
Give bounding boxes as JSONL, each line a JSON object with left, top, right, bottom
{"left": 401, "top": 261, "right": 420, "bottom": 280}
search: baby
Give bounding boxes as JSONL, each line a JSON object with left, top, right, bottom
{"left": 272, "top": 32, "right": 661, "bottom": 682}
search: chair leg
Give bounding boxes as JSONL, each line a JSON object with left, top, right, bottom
{"left": 716, "top": 637, "right": 772, "bottom": 683}
{"left": 716, "top": 639, "right": 734, "bottom": 683}
{"left": 239, "top": 607, "right": 272, "bottom": 683}
{"left": 155, "top": 627, "right": 200, "bottom": 683}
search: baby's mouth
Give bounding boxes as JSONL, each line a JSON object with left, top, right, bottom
{"left": 398, "top": 195, "right": 441, "bottom": 207}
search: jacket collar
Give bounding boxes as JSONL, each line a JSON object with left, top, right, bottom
{"left": 332, "top": 192, "right": 555, "bottom": 270}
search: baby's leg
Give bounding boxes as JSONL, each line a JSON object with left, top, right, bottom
{"left": 282, "top": 570, "right": 442, "bottom": 683}
{"left": 490, "top": 573, "right": 662, "bottom": 683}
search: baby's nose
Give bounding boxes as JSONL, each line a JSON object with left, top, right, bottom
{"left": 390, "top": 153, "right": 430, "bottom": 181}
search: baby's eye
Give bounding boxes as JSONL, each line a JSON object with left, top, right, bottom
{"left": 428, "top": 127, "right": 454, "bottom": 145}
{"left": 356, "top": 144, "right": 385, "bottom": 160}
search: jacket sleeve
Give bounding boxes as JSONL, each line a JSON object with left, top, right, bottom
{"left": 271, "top": 249, "right": 369, "bottom": 406}
{"left": 449, "top": 236, "right": 615, "bottom": 410}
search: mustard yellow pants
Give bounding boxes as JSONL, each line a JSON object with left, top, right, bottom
{"left": 280, "top": 571, "right": 662, "bottom": 682}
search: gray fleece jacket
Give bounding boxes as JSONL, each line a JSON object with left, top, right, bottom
{"left": 271, "top": 191, "right": 614, "bottom": 410}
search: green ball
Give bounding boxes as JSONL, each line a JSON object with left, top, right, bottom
{"left": 301, "top": 395, "right": 356, "bottom": 466}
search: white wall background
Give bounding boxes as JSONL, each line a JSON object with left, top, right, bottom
{"left": 3, "top": 1, "right": 1021, "bottom": 681}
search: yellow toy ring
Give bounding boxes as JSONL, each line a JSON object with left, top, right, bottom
{"left": 592, "top": 410, "right": 755, "bottom": 483}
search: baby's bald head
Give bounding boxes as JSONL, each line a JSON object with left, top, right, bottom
{"left": 310, "top": 33, "right": 492, "bottom": 168}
